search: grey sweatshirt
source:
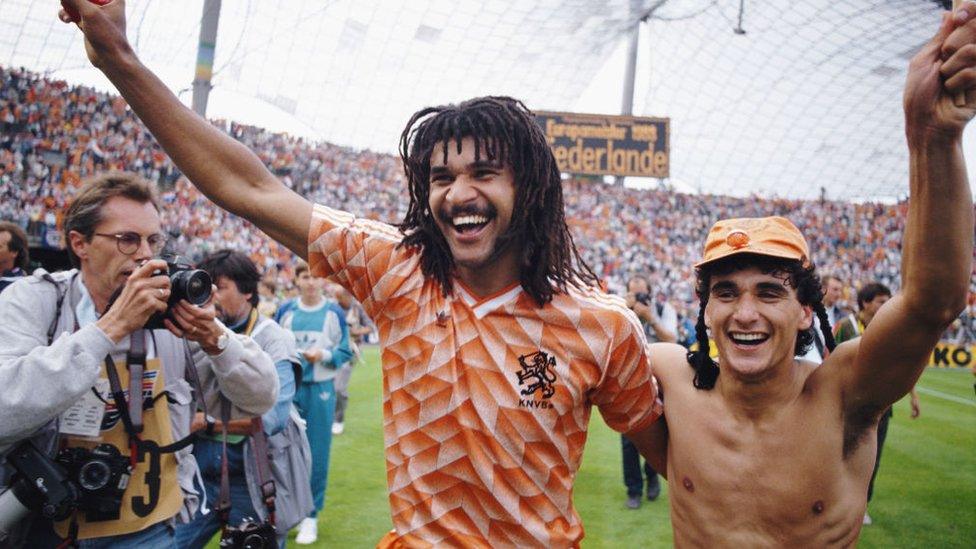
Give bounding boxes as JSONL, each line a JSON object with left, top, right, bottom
{"left": 0, "top": 269, "right": 279, "bottom": 520}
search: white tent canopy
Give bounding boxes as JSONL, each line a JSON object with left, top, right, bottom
{"left": 1, "top": 0, "right": 969, "bottom": 201}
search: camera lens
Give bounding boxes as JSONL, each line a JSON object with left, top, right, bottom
{"left": 78, "top": 460, "right": 111, "bottom": 491}
{"left": 172, "top": 269, "right": 212, "bottom": 306}
{"left": 242, "top": 533, "right": 273, "bottom": 549}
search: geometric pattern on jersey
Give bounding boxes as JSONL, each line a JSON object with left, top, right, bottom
{"left": 308, "top": 204, "right": 659, "bottom": 547}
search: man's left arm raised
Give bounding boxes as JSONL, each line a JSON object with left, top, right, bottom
{"left": 838, "top": 5, "right": 975, "bottom": 417}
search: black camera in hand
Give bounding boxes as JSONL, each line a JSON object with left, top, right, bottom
{"left": 144, "top": 254, "right": 213, "bottom": 330}
{"left": 634, "top": 292, "right": 652, "bottom": 306}
{"left": 219, "top": 518, "right": 277, "bottom": 549}
{"left": 55, "top": 444, "right": 131, "bottom": 522}
{"left": 107, "top": 254, "right": 213, "bottom": 330}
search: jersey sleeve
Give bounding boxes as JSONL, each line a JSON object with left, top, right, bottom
{"left": 591, "top": 315, "right": 661, "bottom": 435}
{"left": 307, "top": 203, "right": 418, "bottom": 318}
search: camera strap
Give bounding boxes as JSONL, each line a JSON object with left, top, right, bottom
{"left": 218, "top": 397, "right": 232, "bottom": 526}
{"left": 238, "top": 310, "right": 276, "bottom": 522}
{"left": 180, "top": 337, "right": 210, "bottom": 424}
{"left": 127, "top": 332, "right": 146, "bottom": 434}
{"left": 215, "top": 401, "right": 277, "bottom": 527}
{"left": 102, "top": 334, "right": 200, "bottom": 457}
{"left": 250, "top": 417, "right": 276, "bottom": 524}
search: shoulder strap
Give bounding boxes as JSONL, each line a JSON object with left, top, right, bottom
{"left": 40, "top": 272, "right": 75, "bottom": 345}
{"left": 217, "top": 397, "right": 232, "bottom": 525}
{"left": 249, "top": 418, "right": 277, "bottom": 522}
{"left": 181, "top": 338, "right": 210, "bottom": 421}
{"left": 215, "top": 399, "right": 277, "bottom": 525}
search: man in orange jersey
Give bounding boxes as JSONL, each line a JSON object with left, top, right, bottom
{"left": 640, "top": 6, "right": 975, "bottom": 546}
{"left": 63, "top": 2, "right": 662, "bottom": 546}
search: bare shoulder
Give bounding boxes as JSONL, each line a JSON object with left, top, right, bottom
{"left": 806, "top": 338, "right": 860, "bottom": 390}
{"left": 647, "top": 342, "right": 694, "bottom": 390}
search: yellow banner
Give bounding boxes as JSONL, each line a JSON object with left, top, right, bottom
{"left": 927, "top": 342, "right": 976, "bottom": 368}
{"left": 688, "top": 340, "right": 973, "bottom": 368}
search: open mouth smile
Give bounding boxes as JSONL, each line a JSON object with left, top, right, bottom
{"left": 442, "top": 208, "right": 497, "bottom": 244}
{"left": 729, "top": 331, "right": 770, "bottom": 346}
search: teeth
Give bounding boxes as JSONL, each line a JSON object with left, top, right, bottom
{"left": 453, "top": 215, "right": 489, "bottom": 227}
{"left": 731, "top": 332, "right": 766, "bottom": 341}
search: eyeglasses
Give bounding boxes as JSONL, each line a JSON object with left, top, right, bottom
{"left": 93, "top": 232, "right": 168, "bottom": 255}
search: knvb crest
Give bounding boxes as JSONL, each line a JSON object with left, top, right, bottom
{"left": 517, "top": 351, "right": 557, "bottom": 408}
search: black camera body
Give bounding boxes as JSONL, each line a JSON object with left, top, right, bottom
{"left": 3, "top": 441, "right": 78, "bottom": 522}
{"left": 55, "top": 444, "right": 131, "bottom": 522}
{"left": 219, "top": 518, "right": 277, "bottom": 549}
{"left": 634, "top": 292, "right": 652, "bottom": 306}
{"left": 105, "top": 254, "right": 213, "bottom": 330}
{"left": 144, "top": 254, "right": 213, "bottom": 330}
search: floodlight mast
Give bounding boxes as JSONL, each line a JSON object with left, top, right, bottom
{"left": 191, "top": 0, "right": 222, "bottom": 117}
{"left": 616, "top": 0, "right": 667, "bottom": 185}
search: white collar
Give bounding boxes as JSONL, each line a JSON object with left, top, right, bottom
{"left": 75, "top": 272, "right": 99, "bottom": 328}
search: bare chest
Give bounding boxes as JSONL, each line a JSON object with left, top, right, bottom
{"left": 665, "top": 396, "right": 874, "bottom": 546}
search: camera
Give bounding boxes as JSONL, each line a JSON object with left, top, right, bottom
{"left": 55, "top": 444, "right": 131, "bottom": 522}
{"left": 219, "top": 518, "right": 277, "bottom": 549}
{"left": 145, "top": 254, "right": 213, "bottom": 330}
{"left": 634, "top": 292, "right": 652, "bottom": 306}
{"left": 0, "top": 441, "right": 77, "bottom": 542}
{"left": 107, "top": 254, "right": 213, "bottom": 330}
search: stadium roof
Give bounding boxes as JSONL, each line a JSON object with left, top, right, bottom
{"left": 1, "top": 0, "right": 970, "bottom": 202}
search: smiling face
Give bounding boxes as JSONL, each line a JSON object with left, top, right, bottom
{"left": 705, "top": 266, "right": 813, "bottom": 380}
{"left": 68, "top": 196, "right": 162, "bottom": 309}
{"left": 428, "top": 136, "right": 520, "bottom": 284}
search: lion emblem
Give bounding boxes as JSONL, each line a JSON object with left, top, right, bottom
{"left": 517, "top": 351, "right": 557, "bottom": 399}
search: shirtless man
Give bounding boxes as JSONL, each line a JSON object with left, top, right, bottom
{"left": 640, "top": 7, "right": 976, "bottom": 546}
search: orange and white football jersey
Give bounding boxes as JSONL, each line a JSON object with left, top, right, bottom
{"left": 308, "top": 204, "right": 660, "bottom": 548}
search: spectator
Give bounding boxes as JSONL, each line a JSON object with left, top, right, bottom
{"left": 0, "top": 220, "right": 29, "bottom": 293}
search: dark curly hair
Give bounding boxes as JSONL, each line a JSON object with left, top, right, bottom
{"left": 686, "top": 253, "right": 837, "bottom": 389}
{"left": 397, "top": 96, "right": 598, "bottom": 305}
{"left": 196, "top": 249, "right": 262, "bottom": 307}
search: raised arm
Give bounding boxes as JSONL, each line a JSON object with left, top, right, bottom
{"left": 62, "top": 0, "right": 312, "bottom": 257}
{"left": 840, "top": 6, "right": 975, "bottom": 416}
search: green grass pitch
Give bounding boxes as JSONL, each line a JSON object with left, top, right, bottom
{"left": 262, "top": 347, "right": 975, "bottom": 547}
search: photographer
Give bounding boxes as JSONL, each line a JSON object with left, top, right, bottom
{"left": 621, "top": 274, "right": 677, "bottom": 509}
{"left": 0, "top": 173, "right": 278, "bottom": 546}
{"left": 175, "top": 249, "right": 312, "bottom": 548}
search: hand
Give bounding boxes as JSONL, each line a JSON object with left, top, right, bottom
{"left": 96, "top": 258, "right": 170, "bottom": 343}
{"left": 59, "top": 0, "right": 131, "bottom": 70}
{"left": 302, "top": 347, "right": 324, "bottom": 363}
{"left": 904, "top": 3, "right": 976, "bottom": 142}
{"left": 632, "top": 301, "right": 653, "bottom": 323}
{"left": 163, "top": 286, "right": 224, "bottom": 353}
{"left": 625, "top": 293, "right": 653, "bottom": 323}
{"left": 910, "top": 392, "right": 921, "bottom": 419}
{"left": 190, "top": 412, "right": 208, "bottom": 433}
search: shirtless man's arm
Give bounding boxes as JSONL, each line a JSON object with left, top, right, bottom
{"left": 830, "top": 7, "right": 975, "bottom": 430}
{"left": 62, "top": 0, "right": 312, "bottom": 258}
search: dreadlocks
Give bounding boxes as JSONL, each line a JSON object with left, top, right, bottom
{"left": 397, "top": 96, "right": 598, "bottom": 305}
{"left": 686, "top": 253, "right": 837, "bottom": 390}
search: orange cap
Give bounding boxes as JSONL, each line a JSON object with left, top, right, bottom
{"left": 695, "top": 216, "right": 810, "bottom": 268}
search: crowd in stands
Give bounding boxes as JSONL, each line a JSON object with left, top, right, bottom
{"left": 2, "top": 65, "right": 974, "bottom": 342}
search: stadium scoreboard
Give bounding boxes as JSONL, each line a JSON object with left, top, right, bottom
{"left": 536, "top": 111, "right": 669, "bottom": 179}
